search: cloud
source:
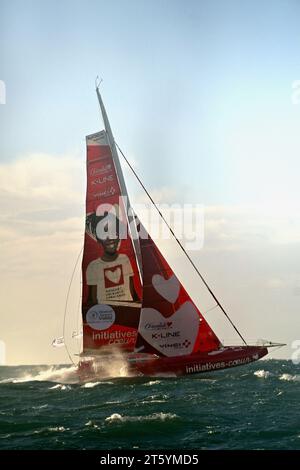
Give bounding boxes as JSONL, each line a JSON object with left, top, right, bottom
{"left": 203, "top": 205, "right": 300, "bottom": 249}
{"left": 0, "top": 153, "right": 85, "bottom": 275}
{"left": 0, "top": 153, "right": 85, "bottom": 364}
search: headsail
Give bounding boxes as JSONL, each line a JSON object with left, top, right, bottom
{"left": 135, "top": 230, "right": 221, "bottom": 357}
{"left": 81, "top": 126, "right": 142, "bottom": 354}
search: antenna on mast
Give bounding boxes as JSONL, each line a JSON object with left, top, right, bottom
{"left": 95, "top": 76, "right": 103, "bottom": 89}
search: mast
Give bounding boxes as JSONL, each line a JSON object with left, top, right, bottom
{"left": 95, "top": 85, "right": 143, "bottom": 280}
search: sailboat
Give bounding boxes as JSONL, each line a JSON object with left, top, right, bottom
{"left": 59, "top": 84, "right": 284, "bottom": 379}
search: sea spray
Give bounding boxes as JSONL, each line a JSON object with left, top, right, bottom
{"left": 0, "top": 365, "right": 78, "bottom": 384}
{"left": 87, "top": 346, "right": 134, "bottom": 380}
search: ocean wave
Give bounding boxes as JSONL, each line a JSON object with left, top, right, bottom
{"left": 81, "top": 381, "right": 114, "bottom": 388}
{"left": 0, "top": 378, "right": 13, "bottom": 384}
{"left": 254, "top": 370, "right": 271, "bottom": 379}
{"left": 85, "top": 420, "right": 99, "bottom": 429}
{"left": 279, "top": 373, "right": 300, "bottom": 382}
{"left": 105, "top": 412, "right": 178, "bottom": 423}
{"left": 144, "top": 380, "right": 161, "bottom": 386}
{"left": 47, "top": 426, "right": 69, "bottom": 432}
{"left": 141, "top": 394, "right": 169, "bottom": 404}
{"left": 0, "top": 365, "right": 78, "bottom": 385}
{"left": 141, "top": 399, "right": 167, "bottom": 404}
{"left": 49, "top": 384, "right": 71, "bottom": 391}
{"left": 30, "top": 426, "right": 70, "bottom": 436}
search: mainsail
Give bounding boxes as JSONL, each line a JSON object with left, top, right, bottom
{"left": 134, "top": 231, "right": 221, "bottom": 357}
{"left": 81, "top": 129, "right": 142, "bottom": 353}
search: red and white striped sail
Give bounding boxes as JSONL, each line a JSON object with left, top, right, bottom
{"left": 81, "top": 130, "right": 142, "bottom": 354}
{"left": 134, "top": 231, "right": 221, "bottom": 357}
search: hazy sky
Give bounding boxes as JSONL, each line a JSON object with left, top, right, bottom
{"left": 1, "top": 0, "right": 300, "bottom": 364}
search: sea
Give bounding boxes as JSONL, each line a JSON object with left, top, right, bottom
{"left": 0, "top": 359, "right": 300, "bottom": 450}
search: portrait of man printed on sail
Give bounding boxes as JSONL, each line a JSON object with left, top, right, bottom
{"left": 85, "top": 207, "right": 140, "bottom": 305}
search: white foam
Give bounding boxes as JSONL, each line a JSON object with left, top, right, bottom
{"left": 144, "top": 380, "right": 161, "bottom": 386}
{"left": 105, "top": 412, "right": 177, "bottom": 423}
{"left": 254, "top": 370, "right": 271, "bottom": 379}
{"left": 141, "top": 399, "right": 166, "bottom": 404}
{"left": 81, "top": 381, "right": 114, "bottom": 388}
{"left": 85, "top": 420, "right": 99, "bottom": 429}
{"left": 1, "top": 365, "right": 78, "bottom": 385}
{"left": 49, "top": 384, "right": 71, "bottom": 391}
{"left": 81, "top": 381, "right": 101, "bottom": 388}
{"left": 141, "top": 394, "right": 169, "bottom": 404}
{"left": 279, "top": 373, "right": 300, "bottom": 382}
{"left": 48, "top": 426, "right": 69, "bottom": 432}
{"left": 0, "top": 378, "right": 15, "bottom": 384}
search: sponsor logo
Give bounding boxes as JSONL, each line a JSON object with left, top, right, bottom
{"left": 152, "top": 331, "right": 180, "bottom": 339}
{"left": 91, "top": 175, "right": 114, "bottom": 186}
{"left": 93, "top": 186, "right": 117, "bottom": 199}
{"left": 145, "top": 321, "right": 173, "bottom": 330}
{"left": 92, "top": 330, "right": 137, "bottom": 345}
{"left": 185, "top": 356, "right": 252, "bottom": 374}
{"left": 140, "top": 302, "right": 199, "bottom": 357}
{"left": 159, "top": 339, "right": 191, "bottom": 350}
{"left": 90, "top": 164, "right": 112, "bottom": 176}
{"left": 86, "top": 304, "right": 115, "bottom": 331}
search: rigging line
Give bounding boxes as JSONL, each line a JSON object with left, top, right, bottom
{"left": 63, "top": 246, "right": 84, "bottom": 366}
{"left": 76, "top": 277, "right": 83, "bottom": 356}
{"left": 115, "top": 141, "right": 247, "bottom": 346}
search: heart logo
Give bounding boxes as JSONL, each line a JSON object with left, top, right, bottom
{"left": 139, "top": 301, "right": 199, "bottom": 357}
{"left": 105, "top": 267, "right": 121, "bottom": 284}
{"left": 152, "top": 274, "right": 180, "bottom": 304}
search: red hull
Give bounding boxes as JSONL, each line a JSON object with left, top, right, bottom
{"left": 131, "top": 346, "right": 268, "bottom": 376}
{"left": 78, "top": 346, "right": 268, "bottom": 380}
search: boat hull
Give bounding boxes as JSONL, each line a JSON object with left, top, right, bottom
{"left": 77, "top": 346, "right": 268, "bottom": 380}
{"left": 132, "top": 346, "right": 268, "bottom": 376}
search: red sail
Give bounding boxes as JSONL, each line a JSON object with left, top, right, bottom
{"left": 81, "top": 131, "right": 142, "bottom": 354}
{"left": 135, "top": 232, "right": 221, "bottom": 356}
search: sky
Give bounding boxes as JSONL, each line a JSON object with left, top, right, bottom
{"left": 1, "top": 0, "right": 300, "bottom": 364}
